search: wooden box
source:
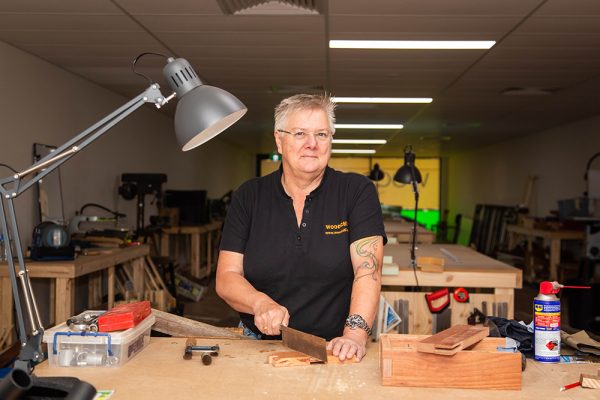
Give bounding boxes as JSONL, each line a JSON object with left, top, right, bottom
{"left": 380, "top": 334, "right": 522, "bottom": 390}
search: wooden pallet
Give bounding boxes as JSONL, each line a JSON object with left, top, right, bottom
{"left": 380, "top": 333, "right": 522, "bottom": 390}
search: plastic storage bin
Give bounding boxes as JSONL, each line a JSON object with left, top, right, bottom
{"left": 43, "top": 310, "right": 155, "bottom": 367}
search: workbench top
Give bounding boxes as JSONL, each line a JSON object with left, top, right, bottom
{"left": 34, "top": 337, "right": 598, "bottom": 399}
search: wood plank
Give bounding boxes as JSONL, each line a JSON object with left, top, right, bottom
{"left": 54, "top": 278, "right": 73, "bottom": 325}
{"left": 1, "top": 278, "right": 13, "bottom": 340}
{"left": 0, "top": 245, "right": 150, "bottom": 279}
{"left": 32, "top": 337, "right": 600, "bottom": 398}
{"left": 151, "top": 308, "right": 244, "bottom": 339}
{"left": 382, "top": 244, "right": 522, "bottom": 289}
{"left": 107, "top": 266, "right": 115, "bottom": 309}
{"left": 580, "top": 370, "right": 600, "bottom": 389}
{"left": 381, "top": 334, "right": 521, "bottom": 390}
{"left": 267, "top": 350, "right": 358, "bottom": 367}
{"left": 417, "top": 325, "right": 489, "bottom": 355}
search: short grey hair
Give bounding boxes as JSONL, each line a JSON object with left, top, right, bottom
{"left": 274, "top": 93, "right": 336, "bottom": 133}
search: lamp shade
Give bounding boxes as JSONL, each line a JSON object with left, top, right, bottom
{"left": 163, "top": 57, "right": 247, "bottom": 151}
{"left": 393, "top": 147, "right": 422, "bottom": 184}
{"left": 368, "top": 163, "right": 385, "bottom": 181}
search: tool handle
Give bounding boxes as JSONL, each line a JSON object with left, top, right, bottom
{"left": 425, "top": 288, "right": 450, "bottom": 313}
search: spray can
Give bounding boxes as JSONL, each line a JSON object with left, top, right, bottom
{"left": 534, "top": 281, "right": 592, "bottom": 363}
{"left": 534, "top": 281, "right": 561, "bottom": 363}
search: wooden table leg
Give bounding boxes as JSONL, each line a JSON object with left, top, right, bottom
{"left": 88, "top": 271, "right": 102, "bottom": 308}
{"left": 160, "top": 232, "right": 169, "bottom": 257}
{"left": 55, "top": 278, "right": 74, "bottom": 324}
{"left": 549, "top": 239, "right": 561, "bottom": 282}
{"left": 1, "top": 277, "right": 13, "bottom": 338}
{"left": 132, "top": 258, "right": 145, "bottom": 296}
{"left": 191, "top": 233, "right": 201, "bottom": 277}
{"left": 108, "top": 266, "right": 115, "bottom": 309}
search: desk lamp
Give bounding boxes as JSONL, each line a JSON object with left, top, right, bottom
{"left": 368, "top": 163, "right": 385, "bottom": 182}
{"left": 393, "top": 146, "right": 422, "bottom": 286}
{"left": 0, "top": 54, "right": 247, "bottom": 399}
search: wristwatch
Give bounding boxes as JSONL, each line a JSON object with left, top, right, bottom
{"left": 345, "top": 314, "right": 372, "bottom": 336}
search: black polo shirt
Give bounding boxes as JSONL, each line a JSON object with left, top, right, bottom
{"left": 219, "top": 166, "right": 386, "bottom": 340}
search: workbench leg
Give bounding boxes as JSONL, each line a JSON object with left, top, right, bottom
{"left": 49, "top": 279, "right": 56, "bottom": 326}
{"left": 1, "top": 277, "right": 13, "bottom": 341}
{"left": 494, "top": 288, "right": 515, "bottom": 319}
{"left": 55, "top": 278, "right": 74, "bottom": 325}
{"left": 549, "top": 239, "right": 560, "bottom": 282}
{"left": 132, "top": 258, "right": 145, "bottom": 296}
{"left": 191, "top": 233, "right": 201, "bottom": 278}
{"left": 88, "top": 271, "right": 102, "bottom": 308}
{"left": 160, "top": 232, "right": 169, "bottom": 258}
{"left": 108, "top": 266, "right": 115, "bottom": 310}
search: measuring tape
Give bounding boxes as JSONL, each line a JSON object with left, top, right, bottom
{"left": 453, "top": 287, "right": 469, "bottom": 303}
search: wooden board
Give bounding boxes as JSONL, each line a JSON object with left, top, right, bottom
{"left": 580, "top": 369, "right": 600, "bottom": 389}
{"left": 417, "top": 325, "right": 489, "bottom": 355}
{"left": 381, "top": 334, "right": 521, "bottom": 390}
{"left": 267, "top": 350, "right": 357, "bottom": 367}
{"left": 151, "top": 308, "right": 245, "bottom": 339}
{"left": 32, "top": 337, "right": 600, "bottom": 398}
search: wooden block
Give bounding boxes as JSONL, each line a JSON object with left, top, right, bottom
{"left": 580, "top": 369, "right": 600, "bottom": 389}
{"left": 152, "top": 308, "right": 244, "bottom": 339}
{"left": 416, "top": 256, "right": 444, "bottom": 273}
{"left": 267, "top": 350, "right": 358, "bottom": 367}
{"left": 417, "top": 325, "right": 489, "bottom": 355}
{"left": 381, "top": 334, "right": 521, "bottom": 390}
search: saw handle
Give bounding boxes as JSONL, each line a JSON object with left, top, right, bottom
{"left": 425, "top": 288, "right": 450, "bottom": 313}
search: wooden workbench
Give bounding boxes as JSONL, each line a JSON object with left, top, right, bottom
{"left": 382, "top": 244, "right": 522, "bottom": 333}
{"left": 0, "top": 245, "right": 149, "bottom": 339}
{"left": 384, "top": 219, "right": 435, "bottom": 244}
{"left": 34, "top": 337, "right": 599, "bottom": 399}
{"left": 505, "top": 224, "right": 585, "bottom": 282}
{"left": 160, "top": 221, "right": 222, "bottom": 279}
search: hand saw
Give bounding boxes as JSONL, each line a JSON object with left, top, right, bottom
{"left": 280, "top": 325, "right": 328, "bottom": 362}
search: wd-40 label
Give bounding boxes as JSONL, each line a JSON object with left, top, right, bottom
{"left": 534, "top": 299, "right": 560, "bottom": 363}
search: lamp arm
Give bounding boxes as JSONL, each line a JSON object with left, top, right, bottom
{"left": 409, "top": 163, "right": 420, "bottom": 288}
{"left": 0, "top": 83, "right": 172, "bottom": 374}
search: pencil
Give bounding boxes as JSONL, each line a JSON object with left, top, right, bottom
{"left": 560, "top": 381, "right": 581, "bottom": 391}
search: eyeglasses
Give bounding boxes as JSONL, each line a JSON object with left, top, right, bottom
{"left": 277, "top": 129, "right": 333, "bottom": 142}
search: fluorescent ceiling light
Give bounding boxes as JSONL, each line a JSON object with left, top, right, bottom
{"left": 332, "top": 139, "right": 387, "bottom": 144}
{"left": 332, "top": 149, "right": 376, "bottom": 154}
{"left": 333, "top": 97, "right": 432, "bottom": 104}
{"left": 335, "top": 124, "right": 403, "bottom": 130}
{"left": 330, "top": 40, "right": 495, "bottom": 50}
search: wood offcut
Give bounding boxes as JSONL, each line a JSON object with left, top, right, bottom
{"left": 380, "top": 333, "right": 522, "bottom": 390}
{"left": 152, "top": 308, "right": 245, "bottom": 339}
{"left": 267, "top": 350, "right": 357, "bottom": 367}
{"left": 417, "top": 324, "right": 489, "bottom": 355}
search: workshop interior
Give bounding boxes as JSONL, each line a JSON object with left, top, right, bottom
{"left": 0, "top": 0, "right": 600, "bottom": 399}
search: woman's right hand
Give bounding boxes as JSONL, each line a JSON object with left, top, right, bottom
{"left": 253, "top": 299, "right": 289, "bottom": 336}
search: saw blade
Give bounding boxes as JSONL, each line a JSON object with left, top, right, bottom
{"left": 280, "top": 325, "right": 328, "bottom": 362}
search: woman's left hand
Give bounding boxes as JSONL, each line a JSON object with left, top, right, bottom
{"left": 326, "top": 330, "right": 367, "bottom": 361}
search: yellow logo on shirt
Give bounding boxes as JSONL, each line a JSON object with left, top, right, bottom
{"left": 324, "top": 220, "right": 348, "bottom": 235}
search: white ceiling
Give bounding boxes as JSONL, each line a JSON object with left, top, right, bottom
{"left": 1, "top": 0, "right": 599, "bottom": 157}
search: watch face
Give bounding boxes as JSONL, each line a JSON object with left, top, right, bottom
{"left": 348, "top": 315, "right": 361, "bottom": 326}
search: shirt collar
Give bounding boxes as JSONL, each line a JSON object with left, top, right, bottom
{"left": 275, "top": 165, "right": 331, "bottom": 199}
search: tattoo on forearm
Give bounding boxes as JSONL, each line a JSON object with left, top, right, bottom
{"left": 353, "top": 237, "right": 379, "bottom": 282}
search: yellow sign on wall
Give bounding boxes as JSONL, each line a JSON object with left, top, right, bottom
{"left": 260, "top": 157, "right": 440, "bottom": 211}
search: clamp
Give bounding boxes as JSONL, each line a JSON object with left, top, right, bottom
{"left": 183, "top": 338, "right": 219, "bottom": 365}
